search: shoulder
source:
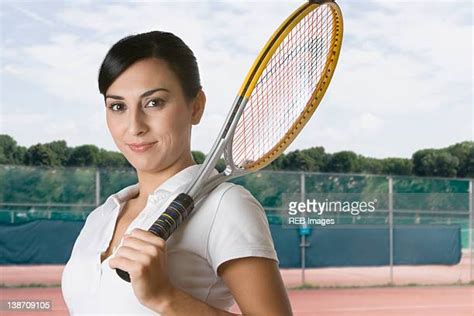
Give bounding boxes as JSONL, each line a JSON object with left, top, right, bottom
{"left": 193, "top": 182, "right": 264, "bottom": 226}
{"left": 72, "top": 205, "right": 106, "bottom": 248}
{"left": 83, "top": 182, "right": 136, "bottom": 226}
{"left": 179, "top": 182, "right": 266, "bottom": 245}
{"left": 83, "top": 195, "right": 116, "bottom": 227}
{"left": 212, "top": 183, "right": 265, "bottom": 221}
{"left": 204, "top": 183, "right": 278, "bottom": 274}
{"left": 206, "top": 182, "right": 262, "bottom": 212}
{"left": 205, "top": 182, "right": 269, "bottom": 235}
{"left": 73, "top": 193, "right": 120, "bottom": 249}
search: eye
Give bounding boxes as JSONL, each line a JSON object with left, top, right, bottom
{"left": 145, "top": 98, "right": 165, "bottom": 108}
{"left": 108, "top": 103, "right": 125, "bottom": 112}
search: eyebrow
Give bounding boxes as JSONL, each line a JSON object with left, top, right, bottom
{"left": 105, "top": 88, "right": 169, "bottom": 101}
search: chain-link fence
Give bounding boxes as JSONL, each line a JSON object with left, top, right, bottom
{"left": 0, "top": 165, "right": 472, "bottom": 286}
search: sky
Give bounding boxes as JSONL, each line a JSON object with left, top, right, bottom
{"left": 0, "top": 0, "right": 472, "bottom": 159}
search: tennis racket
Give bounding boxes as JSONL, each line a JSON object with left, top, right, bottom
{"left": 117, "top": 0, "right": 343, "bottom": 282}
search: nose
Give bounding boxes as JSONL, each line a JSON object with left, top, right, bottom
{"left": 127, "top": 107, "right": 149, "bottom": 136}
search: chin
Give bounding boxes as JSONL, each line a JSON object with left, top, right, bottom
{"left": 130, "top": 160, "right": 157, "bottom": 171}
{"left": 129, "top": 157, "right": 169, "bottom": 173}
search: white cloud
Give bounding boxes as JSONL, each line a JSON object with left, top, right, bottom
{"left": 2, "top": 64, "right": 26, "bottom": 76}
{"left": 2, "top": 113, "right": 48, "bottom": 125}
{"left": 333, "top": 0, "right": 471, "bottom": 113}
{"left": 0, "top": 0, "right": 472, "bottom": 159}
{"left": 13, "top": 5, "right": 55, "bottom": 27}
{"left": 353, "top": 113, "right": 383, "bottom": 132}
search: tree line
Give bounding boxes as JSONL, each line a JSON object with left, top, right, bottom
{"left": 0, "top": 134, "right": 472, "bottom": 178}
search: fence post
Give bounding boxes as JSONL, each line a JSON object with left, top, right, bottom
{"left": 300, "top": 172, "right": 306, "bottom": 285}
{"left": 388, "top": 176, "right": 394, "bottom": 284}
{"left": 95, "top": 168, "right": 101, "bottom": 207}
{"left": 47, "top": 202, "right": 51, "bottom": 219}
{"left": 469, "top": 179, "right": 473, "bottom": 282}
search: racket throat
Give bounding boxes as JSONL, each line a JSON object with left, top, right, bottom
{"left": 185, "top": 95, "right": 248, "bottom": 198}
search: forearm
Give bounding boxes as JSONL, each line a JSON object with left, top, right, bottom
{"left": 151, "top": 287, "right": 240, "bottom": 316}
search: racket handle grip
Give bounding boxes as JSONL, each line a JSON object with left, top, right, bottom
{"left": 116, "top": 193, "right": 195, "bottom": 283}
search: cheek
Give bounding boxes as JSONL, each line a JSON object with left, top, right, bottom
{"left": 106, "top": 116, "right": 120, "bottom": 136}
{"left": 156, "top": 119, "right": 189, "bottom": 146}
{"left": 106, "top": 116, "right": 115, "bottom": 136}
{"left": 106, "top": 116, "right": 114, "bottom": 132}
{"left": 106, "top": 116, "right": 128, "bottom": 147}
{"left": 159, "top": 106, "right": 192, "bottom": 137}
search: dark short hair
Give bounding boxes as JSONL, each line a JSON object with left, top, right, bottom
{"left": 98, "top": 31, "right": 201, "bottom": 101}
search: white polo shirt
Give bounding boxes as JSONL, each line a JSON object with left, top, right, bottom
{"left": 61, "top": 164, "right": 279, "bottom": 315}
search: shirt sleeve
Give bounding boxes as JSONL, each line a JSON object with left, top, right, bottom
{"left": 206, "top": 184, "right": 279, "bottom": 275}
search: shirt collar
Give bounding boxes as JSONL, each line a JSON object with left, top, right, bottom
{"left": 157, "top": 164, "right": 210, "bottom": 194}
{"left": 105, "top": 164, "right": 216, "bottom": 208}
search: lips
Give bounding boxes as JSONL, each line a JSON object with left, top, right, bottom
{"left": 127, "top": 142, "right": 157, "bottom": 153}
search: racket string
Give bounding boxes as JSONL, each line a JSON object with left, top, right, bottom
{"left": 232, "top": 4, "right": 339, "bottom": 169}
{"left": 233, "top": 6, "right": 329, "bottom": 166}
{"left": 267, "top": 11, "right": 331, "bottom": 145}
{"left": 265, "top": 8, "right": 329, "bottom": 140}
{"left": 245, "top": 10, "right": 326, "bottom": 151}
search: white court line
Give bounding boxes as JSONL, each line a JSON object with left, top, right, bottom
{"left": 316, "top": 304, "right": 474, "bottom": 312}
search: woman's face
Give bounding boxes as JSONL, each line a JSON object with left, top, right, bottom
{"left": 104, "top": 58, "right": 203, "bottom": 173}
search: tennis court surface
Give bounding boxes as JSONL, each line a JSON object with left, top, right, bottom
{"left": 1, "top": 263, "right": 472, "bottom": 315}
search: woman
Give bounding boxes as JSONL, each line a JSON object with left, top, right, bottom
{"left": 61, "top": 31, "right": 292, "bottom": 315}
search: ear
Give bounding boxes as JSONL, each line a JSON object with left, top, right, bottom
{"left": 190, "top": 90, "right": 206, "bottom": 125}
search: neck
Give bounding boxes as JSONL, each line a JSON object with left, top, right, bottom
{"left": 134, "top": 153, "right": 196, "bottom": 202}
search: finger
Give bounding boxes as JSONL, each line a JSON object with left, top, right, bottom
{"left": 109, "top": 255, "right": 146, "bottom": 280}
{"left": 122, "top": 236, "right": 161, "bottom": 257}
{"left": 115, "top": 245, "right": 152, "bottom": 263}
{"left": 109, "top": 254, "right": 139, "bottom": 272}
{"left": 129, "top": 228, "right": 166, "bottom": 247}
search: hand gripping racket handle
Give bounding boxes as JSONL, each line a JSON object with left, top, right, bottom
{"left": 116, "top": 193, "right": 195, "bottom": 282}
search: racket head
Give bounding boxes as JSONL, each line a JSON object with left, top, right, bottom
{"left": 228, "top": 0, "right": 343, "bottom": 172}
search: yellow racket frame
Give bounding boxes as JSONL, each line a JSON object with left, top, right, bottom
{"left": 237, "top": 0, "right": 343, "bottom": 171}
